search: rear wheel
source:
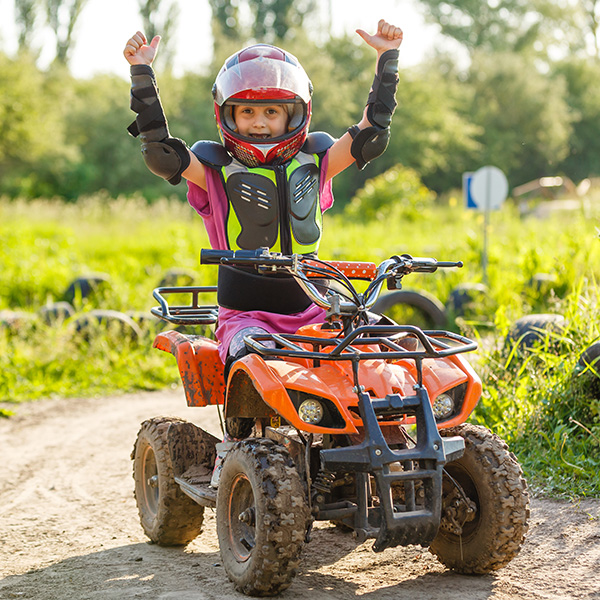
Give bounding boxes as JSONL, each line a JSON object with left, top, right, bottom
{"left": 216, "top": 438, "right": 310, "bottom": 596}
{"left": 372, "top": 289, "right": 447, "bottom": 329}
{"left": 132, "top": 417, "right": 205, "bottom": 545}
{"left": 430, "top": 424, "right": 530, "bottom": 573}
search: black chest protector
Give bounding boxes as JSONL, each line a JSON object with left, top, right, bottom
{"left": 191, "top": 132, "right": 335, "bottom": 255}
{"left": 223, "top": 153, "right": 322, "bottom": 254}
{"left": 190, "top": 133, "right": 335, "bottom": 314}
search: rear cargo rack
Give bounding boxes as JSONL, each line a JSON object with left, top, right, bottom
{"left": 151, "top": 286, "right": 218, "bottom": 325}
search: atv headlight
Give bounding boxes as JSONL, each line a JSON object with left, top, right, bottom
{"left": 432, "top": 393, "right": 454, "bottom": 420}
{"left": 298, "top": 398, "right": 324, "bottom": 424}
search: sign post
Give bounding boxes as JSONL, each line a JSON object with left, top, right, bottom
{"left": 464, "top": 166, "right": 508, "bottom": 283}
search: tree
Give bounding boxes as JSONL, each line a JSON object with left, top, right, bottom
{"left": 208, "top": 0, "right": 317, "bottom": 45}
{"left": 577, "top": 0, "right": 600, "bottom": 56}
{"left": 15, "top": 0, "right": 39, "bottom": 53}
{"left": 0, "top": 52, "right": 75, "bottom": 197}
{"left": 417, "top": 0, "right": 582, "bottom": 58}
{"left": 45, "top": 0, "right": 88, "bottom": 66}
{"left": 247, "top": 0, "right": 316, "bottom": 42}
{"left": 208, "top": 0, "right": 240, "bottom": 40}
{"left": 554, "top": 57, "right": 600, "bottom": 181}
{"left": 138, "top": 0, "right": 179, "bottom": 70}
{"left": 464, "top": 51, "right": 572, "bottom": 186}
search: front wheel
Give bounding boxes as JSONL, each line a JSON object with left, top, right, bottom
{"left": 430, "top": 424, "right": 530, "bottom": 574}
{"left": 216, "top": 438, "right": 310, "bottom": 596}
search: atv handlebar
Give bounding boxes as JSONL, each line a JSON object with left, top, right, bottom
{"left": 201, "top": 248, "right": 295, "bottom": 268}
{"left": 200, "top": 249, "right": 462, "bottom": 273}
{"left": 200, "top": 248, "right": 462, "bottom": 314}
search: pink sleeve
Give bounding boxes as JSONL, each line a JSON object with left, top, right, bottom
{"left": 187, "top": 179, "right": 210, "bottom": 217}
{"left": 319, "top": 149, "right": 335, "bottom": 212}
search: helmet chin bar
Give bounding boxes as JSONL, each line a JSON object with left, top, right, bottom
{"left": 219, "top": 103, "right": 310, "bottom": 167}
{"left": 224, "top": 130, "right": 308, "bottom": 167}
{"left": 248, "top": 142, "right": 278, "bottom": 160}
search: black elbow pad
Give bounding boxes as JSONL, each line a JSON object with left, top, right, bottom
{"left": 141, "top": 137, "right": 191, "bottom": 185}
{"left": 348, "top": 49, "right": 399, "bottom": 170}
{"left": 348, "top": 125, "right": 390, "bottom": 171}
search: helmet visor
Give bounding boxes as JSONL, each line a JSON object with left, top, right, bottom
{"left": 214, "top": 57, "right": 312, "bottom": 106}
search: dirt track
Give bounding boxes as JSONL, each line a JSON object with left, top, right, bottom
{"left": 1, "top": 389, "right": 599, "bottom": 600}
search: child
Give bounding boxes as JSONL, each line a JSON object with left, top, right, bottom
{"left": 124, "top": 20, "right": 402, "bottom": 484}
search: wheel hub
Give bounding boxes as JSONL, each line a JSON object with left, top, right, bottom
{"left": 238, "top": 507, "right": 256, "bottom": 526}
{"left": 228, "top": 473, "right": 256, "bottom": 561}
{"left": 141, "top": 447, "right": 159, "bottom": 515}
{"left": 440, "top": 486, "right": 477, "bottom": 535}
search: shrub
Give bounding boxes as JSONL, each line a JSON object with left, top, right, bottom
{"left": 344, "top": 165, "right": 436, "bottom": 222}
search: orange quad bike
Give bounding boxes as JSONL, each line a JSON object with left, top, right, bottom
{"left": 132, "top": 249, "right": 530, "bottom": 596}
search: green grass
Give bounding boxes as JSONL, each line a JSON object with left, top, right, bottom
{"left": 0, "top": 195, "right": 214, "bottom": 413}
{"left": 469, "top": 287, "right": 600, "bottom": 498}
{"left": 2, "top": 192, "right": 600, "bottom": 497}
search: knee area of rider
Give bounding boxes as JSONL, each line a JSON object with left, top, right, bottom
{"left": 141, "top": 137, "right": 190, "bottom": 185}
{"left": 223, "top": 346, "right": 250, "bottom": 384}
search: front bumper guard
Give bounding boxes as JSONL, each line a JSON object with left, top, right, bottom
{"left": 320, "top": 386, "right": 464, "bottom": 552}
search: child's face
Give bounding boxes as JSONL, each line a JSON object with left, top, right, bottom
{"left": 233, "top": 104, "right": 289, "bottom": 139}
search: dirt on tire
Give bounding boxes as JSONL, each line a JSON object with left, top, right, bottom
{"left": 1, "top": 389, "right": 599, "bottom": 600}
{"left": 132, "top": 417, "right": 207, "bottom": 546}
{"left": 431, "top": 424, "right": 530, "bottom": 573}
{"left": 216, "top": 438, "right": 310, "bottom": 596}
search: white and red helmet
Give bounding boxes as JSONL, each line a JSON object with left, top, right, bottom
{"left": 213, "top": 44, "right": 313, "bottom": 167}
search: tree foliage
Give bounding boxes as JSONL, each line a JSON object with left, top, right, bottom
{"left": 1, "top": 1, "right": 600, "bottom": 202}
{"left": 464, "top": 51, "right": 572, "bottom": 185}
{"left": 14, "top": 0, "right": 38, "bottom": 52}
{"left": 344, "top": 165, "right": 436, "bottom": 222}
{"left": 554, "top": 56, "right": 600, "bottom": 181}
{"left": 418, "top": 0, "right": 586, "bottom": 59}
{"left": 138, "top": 0, "right": 179, "bottom": 69}
{"left": 209, "top": 0, "right": 317, "bottom": 44}
{"left": 45, "top": 0, "right": 88, "bottom": 65}
{"left": 0, "top": 52, "right": 73, "bottom": 196}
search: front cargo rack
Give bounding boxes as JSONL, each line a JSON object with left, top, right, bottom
{"left": 244, "top": 324, "right": 476, "bottom": 363}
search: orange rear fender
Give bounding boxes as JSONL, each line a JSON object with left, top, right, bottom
{"left": 153, "top": 330, "right": 225, "bottom": 407}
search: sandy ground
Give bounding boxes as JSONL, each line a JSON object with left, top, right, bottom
{"left": 0, "top": 388, "right": 599, "bottom": 600}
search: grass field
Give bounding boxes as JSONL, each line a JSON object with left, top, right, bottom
{"left": 1, "top": 191, "right": 599, "bottom": 497}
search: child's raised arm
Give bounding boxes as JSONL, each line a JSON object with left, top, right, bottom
{"left": 124, "top": 32, "right": 207, "bottom": 190}
{"left": 325, "top": 19, "right": 402, "bottom": 182}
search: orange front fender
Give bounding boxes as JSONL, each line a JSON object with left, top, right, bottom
{"left": 227, "top": 354, "right": 359, "bottom": 435}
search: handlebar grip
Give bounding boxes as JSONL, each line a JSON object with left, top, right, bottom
{"left": 201, "top": 249, "right": 270, "bottom": 264}
{"left": 435, "top": 261, "right": 463, "bottom": 268}
{"left": 399, "top": 256, "right": 463, "bottom": 273}
{"left": 200, "top": 249, "right": 235, "bottom": 264}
